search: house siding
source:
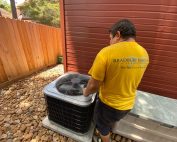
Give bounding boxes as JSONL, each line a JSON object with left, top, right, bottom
{"left": 61, "top": 0, "right": 177, "bottom": 99}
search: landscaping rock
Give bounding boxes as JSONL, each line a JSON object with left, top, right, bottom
{"left": 0, "top": 115, "right": 5, "bottom": 122}
{"left": 115, "top": 134, "right": 121, "bottom": 141}
{"left": 1, "top": 133, "right": 7, "bottom": 139}
{"left": 23, "top": 132, "right": 33, "bottom": 140}
{"left": 20, "top": 124, "right": 26, "bottom": 132}
{"left": 121, "top": 137, "right": 126, "bottom": 142}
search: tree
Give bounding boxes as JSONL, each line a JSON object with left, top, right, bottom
{"left": 0, "top": 0, "right": 11, "bottom": 12}
{"left": 18, "top": 0, "right": 60, "bottom": 27}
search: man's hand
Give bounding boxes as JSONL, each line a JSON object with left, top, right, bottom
{"left": 82, "top": 88, "right": 87, "bottom": 96}
{"left": 83, "top": 77, "right": 101, "bottom": 97}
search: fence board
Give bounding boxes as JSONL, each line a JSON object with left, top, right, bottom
{"left": 38, "top": 24, "right": 49, "bottom": 66}
{"left": 0, "top": 18, "right": 19, "bottom": 79}
{"left": 10, "top": 19, "right": 29, "bottom": 74}
{"left": 0, "top": 58, "right": 7, "bottom": 82}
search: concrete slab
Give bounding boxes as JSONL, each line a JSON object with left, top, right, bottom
{"left": 112, "top": 114, "right": 177, "bottom": 142}
{"left": 42, "top": 116, "right": 95, "bottom": 142}
{"left": 132, "top": 91, "right": 177, "bottom": 127}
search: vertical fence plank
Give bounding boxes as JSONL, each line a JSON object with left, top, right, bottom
{"left": 25, "top": 22, "right": 38, "bottom": 69}
{"left": 46, "top": 26, "right": 55, "bottom": 66}
{"left": 53, "top": 28, "right": 59, "bottom": 58}
{"left": 0, "top": 18, "right": 19, "bottom": 79}
{"left": 39, "top": 24, "right": 49, "bottom": 66}
{"left": 32, "top": 23, "right": 45, "bottom": 69}
{"left": 0, "top": 58, "right": 8, "bottom": 82}
{"left": 58, "top": 28, "right": 63, "bottom": 55}
{"left": 10, "top": 19, "right": 29, "bottom": 73}
{"left": 16, "top": 20, "right": 35, "bottom": 71}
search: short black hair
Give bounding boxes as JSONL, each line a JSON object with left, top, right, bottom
{"left": 109, "top": 19, "right": 136, "bottom": 39}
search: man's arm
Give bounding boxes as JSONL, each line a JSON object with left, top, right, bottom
{"left": 83, "top": 77, "right": 101, "bottom": 96}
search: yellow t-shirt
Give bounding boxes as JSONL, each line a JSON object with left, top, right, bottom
{"left": 88, "top": 41, "right": 149, "bottom": 110}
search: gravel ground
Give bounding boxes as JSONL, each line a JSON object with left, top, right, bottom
{"left": 0, "top": 64, "right": 136, "bottom": 142}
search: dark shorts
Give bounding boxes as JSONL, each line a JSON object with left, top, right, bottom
{"left": 93, "top": 98, "right": 130, "bottom": 136}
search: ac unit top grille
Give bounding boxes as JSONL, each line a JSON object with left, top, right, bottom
{"left": 56, "top": 73, "right": 89, "bottom": 96}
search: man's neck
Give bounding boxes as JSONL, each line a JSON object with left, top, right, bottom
{"left": 119, "top": 37, "right": 135, "bottom": 42}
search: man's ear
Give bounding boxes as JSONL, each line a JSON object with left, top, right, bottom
{"left": 116, "top": 31, "right": 121, "bottom": 39}
{"left": 114, "top": 31, "right": 121, "bottom": 42}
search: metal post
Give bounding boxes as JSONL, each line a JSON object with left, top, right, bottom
{"left": 10, "top": 0, "right": 17, "bottom": 19}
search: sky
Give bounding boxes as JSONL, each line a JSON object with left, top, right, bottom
{"left": 4, "top": 0, "right": 25, "bottom": 5}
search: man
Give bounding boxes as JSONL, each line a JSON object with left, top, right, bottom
{"left": 83, "top": 19, "right": 149, "bottom": 142}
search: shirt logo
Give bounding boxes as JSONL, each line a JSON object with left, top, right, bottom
{"left": 112, "top": 56, "right": 149, "bottom": 69}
